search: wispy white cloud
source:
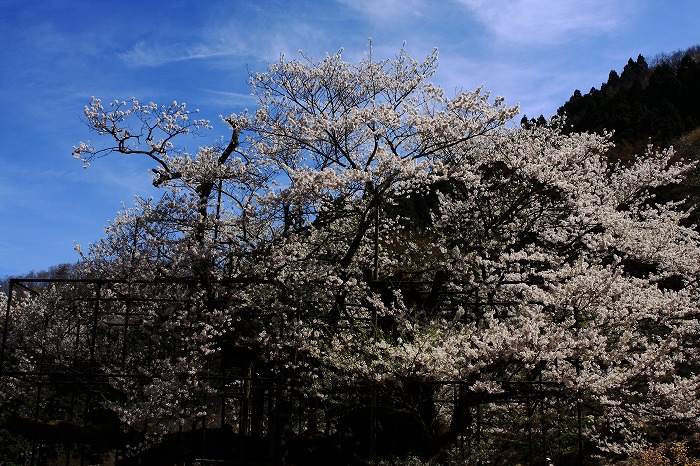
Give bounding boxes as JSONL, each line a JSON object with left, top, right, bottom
{"left": 119, "top": 40, "right": 246, "bottom": 67}
{"left": 199, "top": 89, "right": 256, "bottom": 109}
{"left": 337, "top": 0, "right": 427, "bottom": 22}
{"left": 119, "top": 0, "right": 350, "bottom": 67}
{"left": 455, "top": 0, "right": 633, "bottom": 45}
{"left": 119, "top": 13, "right": 334, "bottom": 68}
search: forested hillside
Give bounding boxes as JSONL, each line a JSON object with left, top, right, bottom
{"left": 557, "top": 45, "right": 700, "bottom": 155}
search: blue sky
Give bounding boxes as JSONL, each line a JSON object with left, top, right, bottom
{"left": 1, "top": 0, "right": 699, "bottom": 278}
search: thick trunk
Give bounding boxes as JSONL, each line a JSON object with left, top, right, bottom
{"left": 425, "top": 384, "right": 476, "bottom": 459}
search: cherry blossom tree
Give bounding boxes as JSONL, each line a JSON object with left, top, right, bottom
{"left": 50, "top": 45, "right": 700, "bottom": 462}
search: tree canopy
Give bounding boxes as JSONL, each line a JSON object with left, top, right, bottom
{"left": 3, "top": 46, "right": 700, "bottom": 465}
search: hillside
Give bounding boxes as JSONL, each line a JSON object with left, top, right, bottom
{"left": 556, "top": 45, "right": 700, "bottom": 156}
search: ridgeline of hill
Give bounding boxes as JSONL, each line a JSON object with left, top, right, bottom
{"left": 555, "top": 45, "right": 700, "bottom": 163}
